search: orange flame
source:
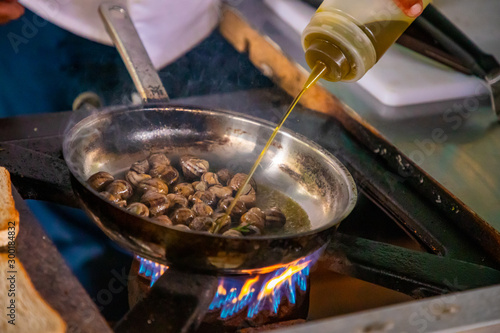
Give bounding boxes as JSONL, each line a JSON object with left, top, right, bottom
{"left": 238, "top": 276, "right": 259, "bottom": 301}
{"left": 240, "top": 255, "right": 310, "bottom": 275}
{"left": 258, "top": 261, "right": 311, "bottom": 301}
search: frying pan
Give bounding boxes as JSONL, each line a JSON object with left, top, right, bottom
{"left": 63, "top": 3, "right": 357, "bottom": 274}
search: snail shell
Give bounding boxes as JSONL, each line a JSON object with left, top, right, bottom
{"left": 140, "top": 191, "right": 170, "bottom": 217}
{"left": 248, "top": 207, "right": 265, "bottom": 220}
{"left": 264, "top": 207, "right": 287, "bottom": 229}
{"left": 170, "top": 208, "right": 196, "bottom": 226}
{"left": 173, "top": 183, "right": 195, "bottom": 199}
{"left": 192, "top": 202, "right": 213, "bottom": 217}
{"left": 192, "top": 181, "right": 208, "bottom": 192}
{"left": 216, "top": 168, "right": 233, "bottom": 186}
{"left": 189, "top": 216, "right": 215, "bottom": 232}
{"left": 180, "top": 155, "right": 209, "bottom": 179}
{"left": 239, "top": 187, "right": 256, "bottom": 208}
{"left": 212, "top": 213, "right": 232, "bottom": 234}
{"left": 229, "top": 173, "right": 256, "bottom": 192}
{"left": 240, "top": 210, "right": 265, "bottom": 232}
{"left": 152, "top": 215, "right": 173, "bottom": 227}
{"left": 208, "top": 185, "right": 233, "bottom": 200}
{"left": 99, "top": 191, "right": 127, "bottom": 207}
{"left": 149, "top": 165, "right": 179, "bottom": 185}
{"left": 126, "top": 202, "right": 149, "bottom": 217}
{"left": 105, "top": 180, "right": 133, "bottom": 200}
{"left": 218, "top": 197, "right": 247, "bottom": 218}
{"left": 189, "top": 190, "right": 217, "bottom": 207}
{"left": 200, "top": 172, "right": 220, "bottom": 187}
{"left": 148, "top": 153, "right": 171, "bottom": 168}
{"left": 126, "top": 171, "right": 151, "bottom": 188}
{"left": 87, "top": 171, "right": 114, "bottom": 192}
{"left": 166, "top": 193, "right": 189, "bottom": 211}
{"left": 137, "top": 178, "right": 169, "bottom": 195}
{"left": 130, "top": 159, "right": 150, "bottom": 174}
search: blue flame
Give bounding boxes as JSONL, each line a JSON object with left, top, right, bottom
{"left": 136, "top": 256, "right": 168, "bottom": 287}
{"left": 136, "top": 248, "right": 322, "bottom": 319}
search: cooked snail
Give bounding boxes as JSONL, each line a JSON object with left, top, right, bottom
{"left": 126, "top": 171, "right": 151, "bottom": 188}
{"left": 130, "top": 159, "right": 150, "bottom": 174}
{"left": 208, "top": 185, "right": 233, "bottom": 200}
{"left": 126, "top": 202, "right": 149, "bottom": 217}
{"left": 174, "top": 183, "right": 195, "bottom": 198}
{"left": 264, "top": 207, "right": 287, "bottom": 229}
{"left": 216, "top": 168, "right": 233, "bottom": 185}
{"left": 166, "top": 193, "right": 189, "bottom": 211}
{"left": 150, "top": 164, "right": 179, "bottom": 185}
{"left": 89, "top": 153, "right": 291, "bottom": 237}
{"left": 189, "top": 190, "right": 217, "bottom": 207}
{"left": 189, "top": 216, "right": 215, "bottom": 232}
{"left": 218, "top": 197, "right": 247, "bottom": 218}
{"left": 170, "top": 208, "right": 195, "bottom": 226}
{"left": 192, "top": 202, "right": 213, "bottom": 217}
{"left": 180, "top": 155, "right": 209, "bottom": 179}
{"left": 140, "top": 190, "right": 170, "bottom": 217}
{"left": 200, "top": 172, "right": 220, "bottom": 187}
{"left": 87, "top": 171, "right": 114, "bottom": 192}
{"left": 105, "top": 180, "right": 133, "bottom": 200}
{"left": 137, "top": 178, "right": 169, "bottom": 195}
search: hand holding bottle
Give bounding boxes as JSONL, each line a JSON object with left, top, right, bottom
{"left": 0, "top": 0, "right": 24, "bottom": 24}
{"left": 394, "top": 0, "right": 424, "bottom": 17}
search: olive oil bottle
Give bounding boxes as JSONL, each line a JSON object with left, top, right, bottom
{"left": 302, "top": 0, "right": 431, "bottom": 82}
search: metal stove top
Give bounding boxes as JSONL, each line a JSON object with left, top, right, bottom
{"left": 1, "top": 2, "right": 500, "bottom": 331}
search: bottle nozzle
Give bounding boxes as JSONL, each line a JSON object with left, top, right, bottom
{"left": 304, "top": 61, "right": 328, "bottom": 90}
{"left": 305, "top": 39, "right": 350, "bottom": 82}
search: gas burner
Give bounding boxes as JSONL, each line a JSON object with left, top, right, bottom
{"left": 133, "top": 248, "right": 322, "bottom": 328}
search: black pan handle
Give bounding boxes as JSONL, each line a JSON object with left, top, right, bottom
{"left": 99, "top": 3, "right": 169, "bottom": 103}
{"left": 401, "top": 4, "right": 500, "bottom": 80}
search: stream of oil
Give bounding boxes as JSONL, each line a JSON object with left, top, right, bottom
{"left": 214, "top": 61, "right": 328, "bottom": 233}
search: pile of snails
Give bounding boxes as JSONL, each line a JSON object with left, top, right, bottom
{"left": 86, "top": 153, "right": 287, "bottom": 237}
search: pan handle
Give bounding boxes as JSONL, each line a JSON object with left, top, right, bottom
{"left": 99, "top": 3, "right": 169, "bottom": 103}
